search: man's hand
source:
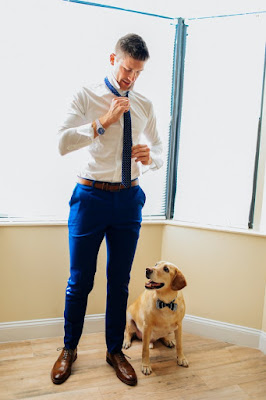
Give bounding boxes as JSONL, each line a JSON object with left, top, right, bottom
{"left": 101, "top": 97, "right": 130, "bottom": 128}
{"left": 132, "top": 144, "right": 152, "bottom": 165}
{"left": 93, "top": 97, "right": 130, "bottom": 138}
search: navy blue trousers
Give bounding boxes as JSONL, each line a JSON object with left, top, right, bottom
{"left": 64, "top": 182, "right": 145, "bottom": 353}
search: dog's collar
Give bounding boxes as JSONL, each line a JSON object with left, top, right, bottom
{"left": 156, "top": 298, "right": 178, "bottom": 312}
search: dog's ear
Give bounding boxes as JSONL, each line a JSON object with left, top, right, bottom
{"left": 171, "top": 269, "right": 187, "bottom": 291}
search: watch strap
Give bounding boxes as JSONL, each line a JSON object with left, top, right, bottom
{"left": 95, "top": 119, "right": 105, "bottom": 135}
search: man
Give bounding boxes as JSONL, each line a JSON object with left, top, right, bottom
{"left": 51, "top": 33, "right": 163, "bottom": 386}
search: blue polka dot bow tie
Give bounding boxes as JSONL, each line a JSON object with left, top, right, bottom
{"left": 156, "top": 298, "right": 178, "bottom": 311}
{"left": 104, "top": 77, "right": 132, "bottom": 188}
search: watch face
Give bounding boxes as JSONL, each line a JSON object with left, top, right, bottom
{"left": 98, "top": 127, "right": 105, "bottom": 135}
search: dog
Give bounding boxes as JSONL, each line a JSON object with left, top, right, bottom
{"left": 123, "top": 261, "right": 188, "bottom": 375}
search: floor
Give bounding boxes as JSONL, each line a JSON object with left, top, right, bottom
{"left": 0, "top": 332, "right": 266, "bottom": 400}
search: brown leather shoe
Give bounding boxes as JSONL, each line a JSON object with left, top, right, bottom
{"left": 106, "top": 351, "right": 137, "bottom": 386}
{"left": 51, "top": 347, "right": 77, "bottom": 384}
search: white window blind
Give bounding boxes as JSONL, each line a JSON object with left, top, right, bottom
{"left": 174, "top": 14, "right": 266, "bottom": 229}
{"left": 0, "top": 0, "right": 175, "bottom": 220}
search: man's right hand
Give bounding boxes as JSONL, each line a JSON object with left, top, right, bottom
{"left": 100, "top": 97, "right": 130, "bottom": 128}
{"left": 93, "top": 97, "right": 130, "bottom": 138}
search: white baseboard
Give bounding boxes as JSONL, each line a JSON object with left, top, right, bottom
{"left": 259, "top": 330, "right": 266, "bottom": 354}
{"left": 183, "top": 315, "right": 263, "bottom": 351}
{"left": 0, "top": 313, "right": 265, "bottom": 354}
{"left": 0, "top": 314, "right": 105, "bottom": 343}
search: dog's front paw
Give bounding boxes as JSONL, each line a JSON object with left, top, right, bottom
{"left": 177, "top": 355, "right": 189, "bottom": 367}
{"left": 141, "top": 363, "right": 152, "bottom": 375}
{"left": 122, "top": 339, "right": 131, "bottom": 349}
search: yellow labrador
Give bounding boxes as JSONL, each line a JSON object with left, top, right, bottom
{"left": 123, "top": 261, "right": 188, "bottom": 375}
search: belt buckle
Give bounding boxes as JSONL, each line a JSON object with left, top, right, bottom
{"left": 110, "top": 183, "right": 121, "bottom": 192}
{"left": 102, "top": 182, "right": 123, "bottom": 191}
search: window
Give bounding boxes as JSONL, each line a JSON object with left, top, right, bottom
{"left": 174, "top": 14, "right": 266, "bottom": 229}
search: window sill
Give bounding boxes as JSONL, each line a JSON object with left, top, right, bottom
{"left": 1, "top": 216, "right": 266, "bottom": 238}
{"left": 0, "top": 217, "right": 68, "bottom": 227}
{"left": 165, "top": 219, "right": 266, "bottom": 238}
{"left": 0, "top": 215, "right": 166, "bottom": 227}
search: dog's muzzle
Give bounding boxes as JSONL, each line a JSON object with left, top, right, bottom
{"left": 145, "top": 268, "right": 164, "bottom": 290}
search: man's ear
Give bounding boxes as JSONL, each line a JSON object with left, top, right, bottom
{"left": 171, "top": 269, "right": 187, "bottom": 291}
{"left": 110, "top": 53, "right": 116, "bottom": 65}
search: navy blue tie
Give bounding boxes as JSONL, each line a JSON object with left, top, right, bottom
{"left": 104, "top": 77, "right": 132, "bottom": 188}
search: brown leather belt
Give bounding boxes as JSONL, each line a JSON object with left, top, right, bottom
{"left": 77, "top": 177, "right": 139, "bottom": 191}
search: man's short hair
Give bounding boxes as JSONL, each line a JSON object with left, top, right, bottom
{"left": 115, "top": 33, "right": 150, "bottom": 61}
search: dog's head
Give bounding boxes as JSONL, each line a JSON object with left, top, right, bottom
{"left": 145, "top": 261, "right": 187, "bottom": 292}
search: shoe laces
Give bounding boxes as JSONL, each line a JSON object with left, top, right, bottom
{"left": 117, "top": 351, "right": 131, "bottom": 363}
{"left": 57, "top": 347, "right": 74, "bottom": 360}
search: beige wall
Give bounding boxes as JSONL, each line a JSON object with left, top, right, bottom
{"left": 0, "top": 224, "right": 162, "bottom": 323}
{"left": 1, "top": 223, "right": 266, "bottom": 334}
{"left": 262, "top": 286, "right": 266, "bottom": 332}
{"left": 162, "top": 224, "right": 266, "bottom": 331}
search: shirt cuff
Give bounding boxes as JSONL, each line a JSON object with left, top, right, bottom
{"left": 141, "top": 158, "right": 157, "bottom": 174}
{"left": 76, "top": 122, "right": 95, "bottom": 139}
{"left": 148, "top": 159, "right": 157, "bottom": 170}
{"left": 148, "top": 151, "right": 163, "bottom": 171}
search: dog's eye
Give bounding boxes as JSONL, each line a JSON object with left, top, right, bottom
{"left": 163, "top": 266, "right": 169, "bottom": 273}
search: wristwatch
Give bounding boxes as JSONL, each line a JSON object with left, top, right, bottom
{"left": 95, "top": 119, "right": 105, "bottom": 135}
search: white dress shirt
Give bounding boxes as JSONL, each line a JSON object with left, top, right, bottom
{"left": 58, "top": 72, "right": 163, "bottom": 183}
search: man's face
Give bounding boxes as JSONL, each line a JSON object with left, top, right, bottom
{"left": 111, "top": 53, "right": 146, "bottom": 91}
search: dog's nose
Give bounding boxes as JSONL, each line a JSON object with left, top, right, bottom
{"left": 146, "top": 268, "right": 153, "bottom": 278}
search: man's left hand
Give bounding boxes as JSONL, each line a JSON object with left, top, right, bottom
{"left": 131, "top": 144, "right": 152, "bottom": 165}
